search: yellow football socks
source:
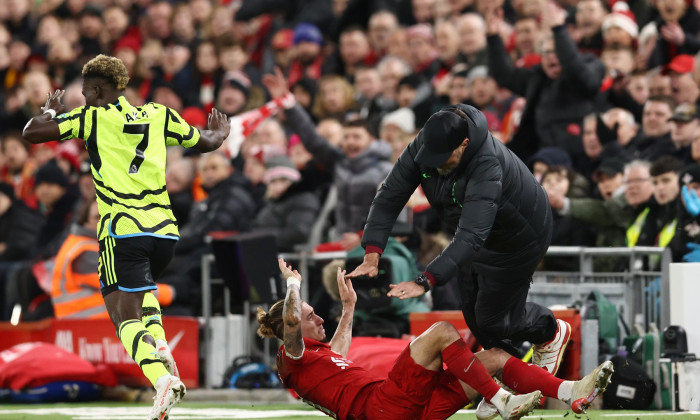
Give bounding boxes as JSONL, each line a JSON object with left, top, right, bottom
{"left": 118, "top": 319, "right": 169, "bottom": 386}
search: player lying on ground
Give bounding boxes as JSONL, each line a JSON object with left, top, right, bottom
{"left": 257, "top": 258, "right": 614, "bottom": 420}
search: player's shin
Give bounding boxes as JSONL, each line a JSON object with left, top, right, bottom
{"left": 118, "top": 319, "right": 169, "bottom": 386}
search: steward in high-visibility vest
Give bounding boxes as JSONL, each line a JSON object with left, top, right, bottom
{"left": 50, "top": 225, "right": 108, "bottom": 319}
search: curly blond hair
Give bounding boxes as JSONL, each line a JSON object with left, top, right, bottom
{"left": 82, "top": 54, "right": 130, "bottom": 90}
{"left": 256, "top": 300, "right": 285, "bottom": 339}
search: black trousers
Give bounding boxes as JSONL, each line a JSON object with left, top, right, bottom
{"left": 458, "top": 238, "right": 557, "bottom": 353}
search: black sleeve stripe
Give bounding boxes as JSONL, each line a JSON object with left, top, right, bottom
{"left": 86, "top": 109, "right": 101, "bottom": 171}
{"left": 78, "top": 108, "right": 87, "bottom": 141}
{"left": 164, "top": 108, "right": 195, "bottom": 145}
{"left": 95, "top": 187, "right": 113, "bottom": 206}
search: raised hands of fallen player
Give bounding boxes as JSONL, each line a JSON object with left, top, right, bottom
{"left": 42, "top": 89, "right": 66, "bottom": 115}
{"left": 387, "top": 281, "right": 424, "bottom": 300}
{"left": 278, "top": 257, "right": 302, "bottom": 282}
{"left": 336, "top": 267, "right": 356, "bottom": 308}
{"left": 208, "top": 108, "right": 231, "bottom": 139}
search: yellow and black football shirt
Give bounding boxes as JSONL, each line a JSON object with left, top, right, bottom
{"left": 55, "top": 96, "right": 200, "bottom": 241}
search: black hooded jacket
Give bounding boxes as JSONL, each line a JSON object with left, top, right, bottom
{"left": 361, "top": 104, "right": 553, "bottom": 285}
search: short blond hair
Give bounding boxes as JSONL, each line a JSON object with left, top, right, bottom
{"left": 82, "top": 54, "right": 130, "bottom": 90}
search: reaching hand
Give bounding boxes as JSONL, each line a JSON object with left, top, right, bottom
{"left": 278, "top": 258, "right": 302, "bottom": 281}
{"left": 336, "top": 267, "right": 357, "bottom": 307}
{"left": 208, "top": 108, "right": 231, "bottom": 138}
{"left": 484, "top": 5, "right": 503, "bottom": 36}
{"left": 541, "top": 0, "right": 567, "bottom": 29}
{"left": 42, "top": 89, "right": 66, "bottom": 115}
{"left": 262, "top": 67, "right": 291, "bottom": 100}
{"left": 682, "top": 242, "right": 700, "bottom": 262}
{"left": 387, "top": 281, "right": 425, "bottom": 299}
{"left": 682, "top": 185, "right": 700, "bottom": 217}
{"left": 345, "top": 254, "right": 379, "bottom": 279}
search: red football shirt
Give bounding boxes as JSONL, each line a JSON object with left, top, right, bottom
{"left": 277, "top": 338, "right": 382, "bottom": 419}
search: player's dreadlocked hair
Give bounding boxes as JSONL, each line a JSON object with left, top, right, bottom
{"left": 82, "top": 54, "right": 130, "bottom": 90}
{"left": 256, "top": 300, "right": 285, "bottom": 340}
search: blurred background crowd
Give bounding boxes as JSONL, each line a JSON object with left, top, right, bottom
{"left": 2, "top": 0, "right": 700, "bottom": 337}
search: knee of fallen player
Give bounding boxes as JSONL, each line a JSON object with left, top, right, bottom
{"left": 424, "top": 321, "right": 463, "bottom": 348}
{"left": 475, "top": 347, "right": 511, "bottom": 377}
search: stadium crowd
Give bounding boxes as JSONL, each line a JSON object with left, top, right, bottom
{"left": 2, "top": 0, "right": 700, "bottom": 327}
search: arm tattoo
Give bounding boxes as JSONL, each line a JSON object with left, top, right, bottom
{"left": 283, "top": 285, "right": 304, "bottom": 358}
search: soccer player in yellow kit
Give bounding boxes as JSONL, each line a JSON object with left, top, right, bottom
{"left": 23, "top": 55, "right": 231, "bottom": 420}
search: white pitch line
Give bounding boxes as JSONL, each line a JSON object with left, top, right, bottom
{"left": 0, "top": 408, "right": 327, "bottom": 419}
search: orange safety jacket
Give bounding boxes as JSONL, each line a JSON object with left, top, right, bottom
{"left": 50, "top": 227, "right": 108, "bottom": 319}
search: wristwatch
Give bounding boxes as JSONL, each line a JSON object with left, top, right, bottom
{"left": 414, "top": 273, "right": 431, "bottom": 293}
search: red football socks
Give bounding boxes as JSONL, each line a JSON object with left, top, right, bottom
{"left": 501, "top": 356, "right": 564, "bottom": 398}
{"left": 442, "top": 339, "right": 501, "bottom": 400}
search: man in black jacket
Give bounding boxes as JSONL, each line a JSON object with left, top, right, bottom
{"left": 347, "top": 104, "right": 570, "bottom": 386}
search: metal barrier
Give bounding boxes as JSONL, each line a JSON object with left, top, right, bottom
{"left": 199, "top": 245, "right": 671, "bottom": 388}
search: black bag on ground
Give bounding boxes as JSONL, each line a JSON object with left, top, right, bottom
{"left": 222, "top": 356, "right": 281, "bottom": 389}
{"left": 604, "top": 355, "right": 656, "bottom": 409}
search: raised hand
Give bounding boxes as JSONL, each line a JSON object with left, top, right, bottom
{"left": 278, "top": 257, "right": 302, "bottom": 281}
{"left": 208, "top": 108, "right": 231, "bottom": 138}
{"left": 336, "top": 267, "right": 356, "bottom": 307}
{"left": 345, "top": 254, "right": 379, "bottom": 279}
{"left": 42, "top": 89, "right": 66, "bottom": 115}
{"left": 262, "top": 67, "right": 290, "bottom": 100}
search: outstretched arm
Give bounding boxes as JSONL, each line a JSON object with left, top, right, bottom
{"left": 192, "top": 108, "right": 231, "bottom": 153}
{"left": 23, "top": 90, "right": 66, "bottom": 144}
{"left": 329, "top": 267, "right": 356, "bottom": 357}
{"left": 279, "top": 258, "right": 304, "bottom": 359}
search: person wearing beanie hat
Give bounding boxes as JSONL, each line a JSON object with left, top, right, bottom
{"left": 252, "top": 155, "right": 319, "bottom": 251}
{"left": 216, "top": 70, "right": 251, "bottom": 116}
{"left": 380, "top": 108, "right": 416, "bottom": 162}
{"left": 602, "top": 2, "right": 638, "bottom": 48}
{"left": 288, "top": 24, "right": 324, "bottom": 86}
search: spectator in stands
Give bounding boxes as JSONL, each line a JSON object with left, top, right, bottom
{"left": 50, "top": 200, "right": 108, "bottom": 319}
{"left": 511, "top": 17, "right": 541, "bottom": 62}
{"left": 216, "top": 70, "right": 251, "bottom": 117}
{"left": 627, "top": 72, "right": 650, "bottom": 106}
{"left": 194, "top": 41, "right": 223, "bottom": 113}
{"left": 176, "top": 151, "right": 255, "bottom": 257}
{"left": 670, "top": 163, "right": 700, "bottom": 261}
{"left": 634, "top": 156, "right": 684, "bottom": 248}
{"left": 486, "top": 3, "right": 606, "bottom": 163}
{"left": 405, "top": 24, "right": 440, "bottom": 80}
{"left": 434, "top": 21, "right": 460, "bottom": 88}
{"left": 633, "top": 95, "right": 676, "bottom": 160}
{"left": 0, "top": 132, "right": 37, "bottom": 209}
{"left": 397, "top": 74, "right": 435, "bottom": 128}
{"left": 336, "top": 26, "right": 374, "bottom": 78}
{"left": 165, "top": 158, "right": 196, "bottom": 227}
{"left": 465, "top": 66, "right": 501, "bottom": 130}
{"left": 265, "top": 29, "right": 295, "bottom": 76}
{"left": 150, "top": 40, "right": 197, "bottom": 107}
{"left": 264, "top": 70, "right": 393, "bottom": 249}
{"left": 574, "top": 0, "right": 607, "bottom": 56}
{"left": 540, "top": 165, "right": 596, "bottom": 270}
{"left": 32, "top": 160, "right": 79, "bottom": 260}
{"left": 368, "top": 10, "right": 399, "bottom": 59}
{"left": 312, "top": 75, "right": 357, "bottom": 121}
{"left": 669, "top": 103, "right": 700, "bottom": 163}
{"left": 354, "top": 66, "right": 385, "bottom": 136}
{"left": 380, "top": 108, "right": 417, "bottom": 163}
{"left": 376, "top": 55, "right": 412, "bottom": 112}
{"left": 648, "top": 0, "right": 700, "bottom": 67}
{"left": 666, "top": 54, "right": 700, "bottom": 106}
{"left": 648, "top": 70, "right": 673, "bottom": 96}
{"left": 288, "top": 23, "right": 324, "bottom": 86}
{"left": 252, "top": 155, "right": 320, "bottom": 252}
{"left": 456, "top": 13, "right": 488, "bottom": 70}
{"left": 549, "top": 160, "right": 654, "bottom": 264}
{"left": 290, "top": 78, "right": 318, "bottom": 116}
{"left": 601, "top": 2, "right": 638, "bottom": 49}
{"left": 0, "top": 182, "right": 41, "bottom": 263}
